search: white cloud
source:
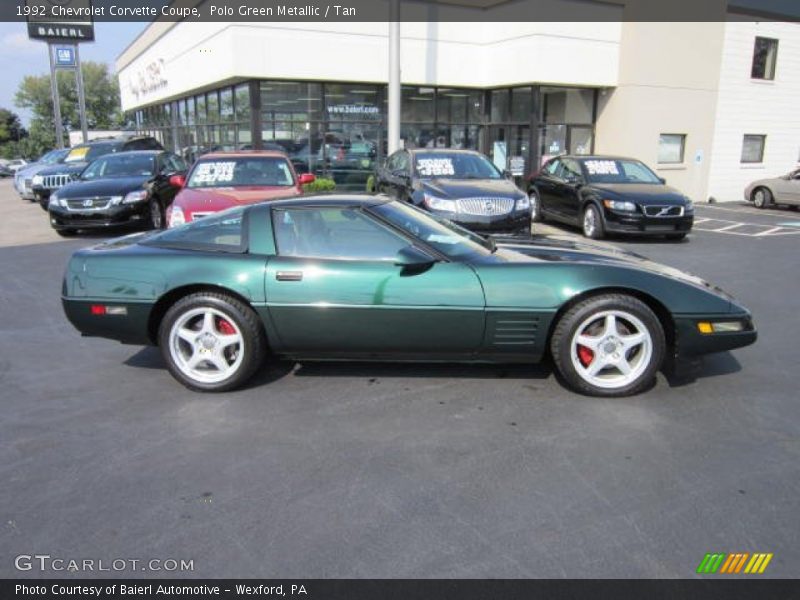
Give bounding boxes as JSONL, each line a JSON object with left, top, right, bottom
{"left": 1, "top": 32, "right": 41, "bottom": 55}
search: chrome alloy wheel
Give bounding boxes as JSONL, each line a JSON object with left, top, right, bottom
{"left": 753, "top": 189, "right": 767, "bottom": 208}
{"left": 168, "top": 307, "right": 244, "bottom": 384}
{"left": 569, "top": 310, "right": 653, "bottom": 390}
{"left": 150, "top": 200, "right": 163, "bottom": 228}
{"left": 583, "top": 207, "right": 597, "bottom": 237}
{"left": 529, "top": 192, "right": 540, "bottom": 219}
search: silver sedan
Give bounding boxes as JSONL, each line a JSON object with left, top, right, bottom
{"left": 745, "top": 168, "right": 800, "bottom": 209}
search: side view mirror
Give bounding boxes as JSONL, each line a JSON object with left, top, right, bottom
{"left": 169, "top": 174, "right": 186, "bottom": 188}
{"left": 658, "top": 177, "right": 667, "bottom": 184}
{"left": 565, "top": 175, "right": 583, "bottom": 187}
{"left": 503, "top": 169, "right": 513, "bottom": 179}
{"left": 395, "top": 245, "right": 436, "bottom": 269}
{"left": 298, "top": 173, "right": 316, "bottom": 185}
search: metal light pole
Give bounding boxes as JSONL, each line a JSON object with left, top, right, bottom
{"left": 75, "top": 44, "right": 89, "bottom": 143}
{"left": 387, "top": 0, "right": 401, "bottom": 154}
{"left": 47, "top": 44, "right": 65, "bottom": 149}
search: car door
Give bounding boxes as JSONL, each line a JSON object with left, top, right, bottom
{"left": 264, "top": 205, "right": 486, "bottom": 357}
{"left": 774, "top": 170, "right": 800, "bottom": 204}
{"left": 534, "top": 158, "right": 564, "bottom": 218}
{"left": 381, "top": 151, "right": 412, "bottom": 201}
{"left": 557, "top": 158, "right": 586, "bottom": 223}
{"left": 150, "top": 154, "right": 185, "bottom": 208}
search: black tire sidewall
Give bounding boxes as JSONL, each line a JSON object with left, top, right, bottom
{"left": 551, "top": 295, "right": 666, "bottom": 397}
{"left": 149, "top": 198, "right": 165, "bottom": 229}
{"left": 529, "top": 189, "right": 543, "bottom": 223}
{"left": 158, "top": 293, "right": 265, "bottom": 392}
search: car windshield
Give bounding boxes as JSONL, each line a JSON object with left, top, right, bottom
{"left": 187, "top": 157, "right": 295, "bottom": 188}
{"left": 40, "top": 149, "right": 68, "bottom": 164}
{"left": 371, "top": 200, "right": 494, "bottom": 259}
{"left": 65, "top": 143, "right": 115, "bottom": 164}
{"left": 414, "top": 152, "right": 503, "bottom": 180}
{"left": 580, "top": 159, "right": 661, "bottom": 184}
{"left": 81, "top": 154, "right": 156, "bottom": 180}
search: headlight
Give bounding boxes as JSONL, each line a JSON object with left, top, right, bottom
{"left": 423, "top": 193, "right": 458, "bottom": 212}
{"left": 684, "top": 198, "right": 694, "bottom": 211}
{"left": 32, "top": 175, "right": 43, "bottom": 186}
{"left": 603, "top": 199, "right": 637, "bottom": 212}
{"left": 122, "top": 190, "right": 148, "bottom": 204}
{"left": 168, "top": 206, "right": 185, "bottom": 228}
{"left": 516, "top": 195, "right": 531, "bottom": 210}
{"left": 49, "top": 192, "right": 61, "bottom": 208}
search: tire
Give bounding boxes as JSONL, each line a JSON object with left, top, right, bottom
{"left": 38, "top": 196, "right": 49, "bottom": 211}
{"left": 752, "top": 187, "right": 772, "bottom": 209}
{"left": 158, "top": 292, "right": 267, "bottom": 392}
{"left": 55, "top": 228, "right": 77, "bottom": 237}
{"left": 529, "top": 188, "right": 544, "bottom": 223}
{"left": 582, "top": 204, "right": 605, "bottom": 239}
{"left": 149, "top": 198, "right": 165, "bottom": 229}
{"left": 666, "top": 233, "right": 687, "bottom": 241}
{"left": 550, "top": 294, "right": 666, "bottom": 397}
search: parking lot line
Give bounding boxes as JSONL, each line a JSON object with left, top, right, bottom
{"left": 692, "top": 216, "right": 800, "bottom": 237}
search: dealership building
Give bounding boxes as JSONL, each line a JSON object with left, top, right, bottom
{"left": 116, "top": 3, "right": 799, "bottom": 199}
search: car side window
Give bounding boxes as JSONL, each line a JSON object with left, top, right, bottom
{"left": 395, "top": 152, "right": 409, "bottom": 174}
{"left": 544, "top": 159, "right": 562, "bottom": 178}
{"left": 272, "top": 208, "right": 408, "bottom": 261}
{"left": 166, "top": 154, "right": 186, "bottom": 172}
{"left": 385, "top": 152, "right": 399, "bottom": 172}
{"left": 562, "top": 159, "right": 583, "bottom": 182}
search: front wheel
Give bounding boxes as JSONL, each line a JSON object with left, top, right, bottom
{"left": 529, "top": 189, "right": 544, "bottom": 223}
{"left": 752, "top": 187, "right": 772, "bottom": 209}
{"left": 550, "top": 294, "right": 666, "bottom": 397}
{"left": 582, "top": 204, "right": 605, "bottom": 239}
{"left": 159, "top": 292, "right": 267, "bottom": 392}
{"left": 666, "top": 233, "right": 687, "bottom": 241}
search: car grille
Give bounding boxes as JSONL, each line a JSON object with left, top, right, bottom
{"left": 66, "top": 197, "right": 113, "bottom": 211}
{"left": 42, "top": 174, "right": 74, "bottom": 190}
{"left": 643, "top": 205, "right": 684, "bottom": 218}
{"left": 457, "top": 197, "right": 515, "bottom": 216}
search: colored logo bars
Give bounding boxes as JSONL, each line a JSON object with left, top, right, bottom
{"left": 696, "top": 553, "right": 773, "bottom": 574}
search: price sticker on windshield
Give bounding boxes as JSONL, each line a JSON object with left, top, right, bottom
{"left": 584, "top": 160, "right": 619, "bottom": 175}
{"left": 417, "top": 158, "right": 455, "bottom": 177}
{"left": 192, "top": 162, "right": 236, "bottom": 184}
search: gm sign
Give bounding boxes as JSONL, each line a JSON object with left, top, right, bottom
{"left": 26, "top": 0, "right": 95, "bottom": 42}
{"left": 54, "top": 46, "right": 76, "bottom": 67}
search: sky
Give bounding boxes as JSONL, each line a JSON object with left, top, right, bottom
{"left": 0, "top": 21, "right": 146, "bottom": 125}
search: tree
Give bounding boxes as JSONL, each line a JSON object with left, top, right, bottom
{"left": 14, "top": 61, "right": 124, "bottom": 153}
{"left": 0, "top": 108, "right": 27, "bottom": 145}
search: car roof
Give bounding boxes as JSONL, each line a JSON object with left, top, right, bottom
{"left": 94, "top": 150, "right": 164, "bottom": 157}
{"left": 408, "top": 148, "right": 482, "bottom": 155}
{"left": 197, "top": 150, "right": 289, "bottom": 159}
{"left": 556, "top": 155, "right": 640, "bottom": 162}
{"left": 263, "top": 194, "right": 391, "bottom": 209}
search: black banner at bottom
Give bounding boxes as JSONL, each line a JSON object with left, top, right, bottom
{"left": 3, "top": 579, "right": 800, "bottom": 600}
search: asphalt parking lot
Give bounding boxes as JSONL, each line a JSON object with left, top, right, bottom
{"left": 1, "top": 178, "right": 798, "bottom": 578}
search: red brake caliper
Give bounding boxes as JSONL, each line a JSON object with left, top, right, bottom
{"left": 578, "top": 345, "right": 595, "bottom": 367}
{"left": 217, "top": 318, "right": 236, "bottom": 335}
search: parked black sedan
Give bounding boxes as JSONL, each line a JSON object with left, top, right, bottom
{"left": 527, "top": 155, "right": 694, "bottom": 240}
{"left": 48, "top": 150, "right": 186, "bottom": 237}
{"left": 375, "top": 149, "right": 531, "bottom": 235}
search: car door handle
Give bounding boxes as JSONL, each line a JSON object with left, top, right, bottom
{"left": 276, "top": 271, "right": 303, "bottom": 281}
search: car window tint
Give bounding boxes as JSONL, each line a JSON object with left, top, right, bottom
{"left": 273, "top": 208, "right": 407, "bottom": 260}
{"left": 146, "top": 209, "right": 245, "bottom": 252}
{"left": 562, "top": 159, "right": 582, "bottom": 181}
{"left": 545, "top": 159, "right": 561, "bottom": 177}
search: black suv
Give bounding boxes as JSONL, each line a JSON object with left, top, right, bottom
{"left": 32, "top": 135, "right": 163, "bottom": 210}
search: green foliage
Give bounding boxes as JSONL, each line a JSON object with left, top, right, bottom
{"left": 365, "top": 175, "right": 376, "bottom": 193}
{"left": 302, "top": 177, "right": 336, "bottom": 193}
{"left": 13, "top": 61, "right": 123, "bottom": 155}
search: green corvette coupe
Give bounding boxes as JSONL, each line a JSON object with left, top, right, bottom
{"left": 62, "top": 196, "right": 756, "bottom": 397}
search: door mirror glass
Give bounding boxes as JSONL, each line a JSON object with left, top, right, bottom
{"left": 395, "top": 245, "right": 436, "bottom": 268}
{"left": 169, "top": 174, "right": 186, "bottom": 188}
{"left": 298, "top": 173, "right": 316, "bottom": 185}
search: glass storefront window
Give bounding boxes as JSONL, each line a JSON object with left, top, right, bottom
{"left": 510, "top": 87, "right": 532, "bottom": 122}
{"left": 540, "top": 87, "right": 594, "bottom": 124}
{"left": 490, "top": 89, "right": 509, "bottom": 122}
{"left": 325, "top": 83, "right": 381, "bottom": 121}
{"left": 186, "top": 97, "right": 195, "bottom": 126}
{"left": 235, "top": 84, "right": 250, "bottom": 121}
{"left": 196, "top": 94, "right": 206, "bottom": 125}
{"left": 220, "top": 88, "right": 234, "bottom": 122}
{"left": 207, "top": 91, "right": 219, "bottom": 123}
{"left": 402, "top": 86, "right": 435, "bottom": 122}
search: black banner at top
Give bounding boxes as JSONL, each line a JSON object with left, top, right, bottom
{"left": 3, "top": 0, "right": 800, "bottom": 23}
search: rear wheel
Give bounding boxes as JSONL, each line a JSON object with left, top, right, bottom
{"left": 582, "top": 204, "right": 605, "bottom": 239}
{"left": 551, "top": 294, "right": 666, "bottom": 397}
{"left": 752, "top": 187, "right": 772, "bottom": 209}
{"left": 529, "top": 189, "right": 544, "bottom": 223}
{"left": 159, "top": 292, "right": 267, "bottom": 392}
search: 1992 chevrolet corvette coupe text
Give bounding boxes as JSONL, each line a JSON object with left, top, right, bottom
{"left": 62, "top": 196, "right": 756, "bottom": 396}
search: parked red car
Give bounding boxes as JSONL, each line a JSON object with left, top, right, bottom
{"left": 166, "top": 151, "right": 315, "bottom": 228}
